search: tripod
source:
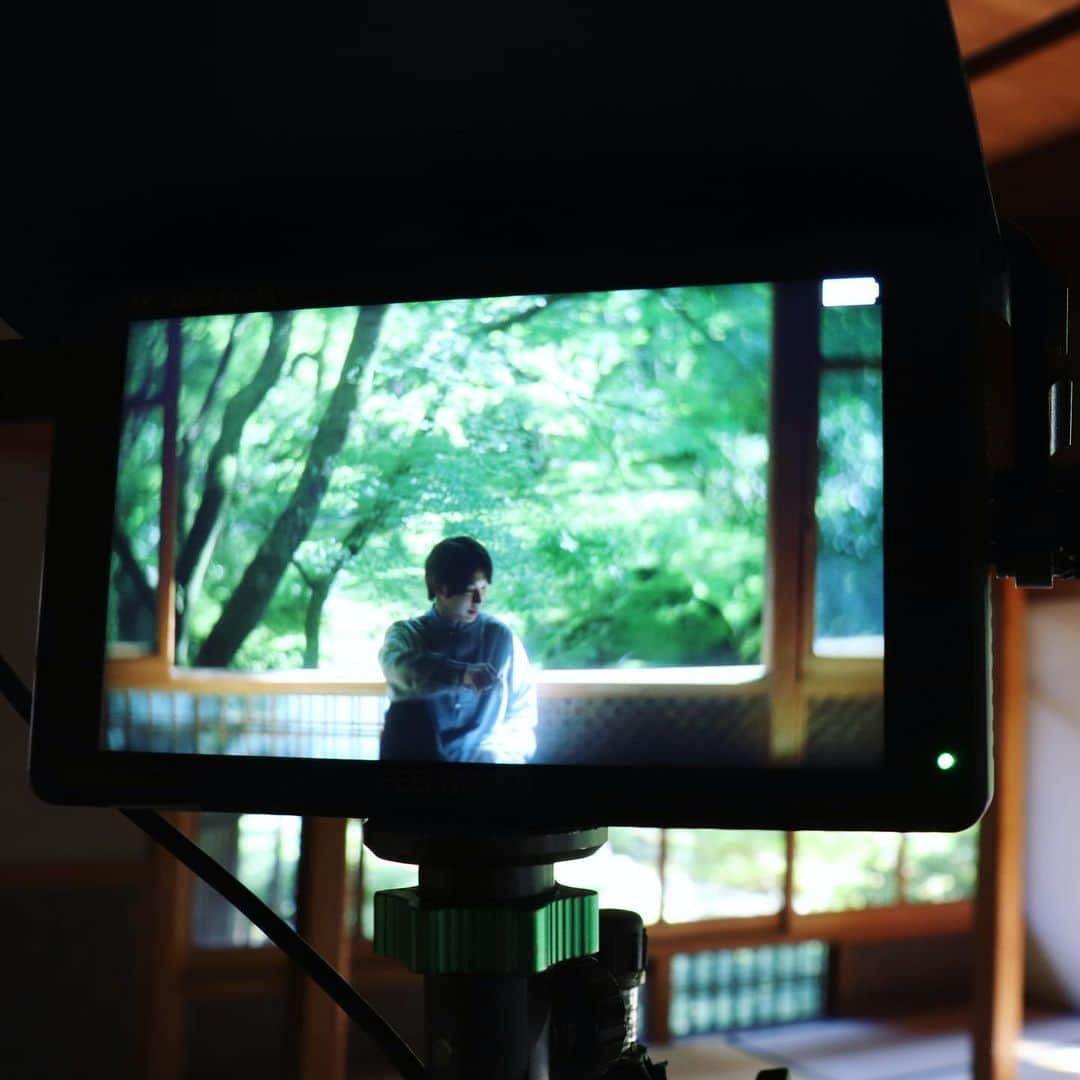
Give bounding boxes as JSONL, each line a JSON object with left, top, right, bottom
{"left": 366, "top": 821, "right": 791, "bottom": 1080}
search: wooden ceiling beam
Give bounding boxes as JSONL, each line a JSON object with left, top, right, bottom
{"left": 965, "top": 4, "right": 1080, "bottom": 78}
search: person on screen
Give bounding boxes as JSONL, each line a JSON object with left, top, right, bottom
{"left": 378, "top": 536, "right": 538, "bottom": 764}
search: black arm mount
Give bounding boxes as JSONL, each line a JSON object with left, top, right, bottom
{"left": 989, "top": 226, "right": 1073, "bottom": 587}
{"left": 364, "top": 822, "right": 790, "bottom": 1080}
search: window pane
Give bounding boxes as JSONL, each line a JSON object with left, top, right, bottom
{"left": 814, "top": 366, "right": 883, "bottom": 655}
{"left": 793, "top": 832, "right": 900, "bottom": 914}
{"left": 662, "top": 830, "right": 785, "bottom": 923}
{"left": 191, "top": 813, "right": 301, "bottom": 947}
{"left": 108, "top": 322, "right": 166, "bottom": 654}
{"left": 820, "top": 302, "right": 881, "bottom": 360}
{"left": 905, "top": 825, "right": 979, "bottom": 904}
{"left": 556, "top": 827, "right": 662, "bottom": 925}
{"left": 358, "top": 844, "right": 419, "bottom": 942}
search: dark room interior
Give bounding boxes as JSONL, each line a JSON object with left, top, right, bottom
{"left": 2, "top": 4, "right": 1079, "bottom": 1078}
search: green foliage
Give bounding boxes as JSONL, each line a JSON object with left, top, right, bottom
{"left": 905, "top": 825, "right": 979, "bottom": 903}
{"left": 107, "top": 322, "right": 167, "bottom": 647}
{"left": 820, "top": 302, "right": 881, "bottom": 360}
{"left": 815, "top": 366, "right": 883, "bottom": 643}
{"left": 663, "top": 830, "right": 786, "bottom": 922}
{"left": 794, "top": 832, "right": 901, "bottom": 913}
{"left": 112, "top": 283, "right": 774, "bottom": 670}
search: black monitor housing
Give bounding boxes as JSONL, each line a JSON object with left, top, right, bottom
{"left": 15, "top": 5, "right": 1001, "bottom": 831}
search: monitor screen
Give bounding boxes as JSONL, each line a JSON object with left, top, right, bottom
{"left": 102, "top": 277, "right": 884, "bottom": 770}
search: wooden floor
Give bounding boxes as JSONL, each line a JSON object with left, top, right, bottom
{"left": 361, "top": 1010, "right": 1080, "bottom": 1078}
{"left": 651, "top": 1008, "right": 1080, "bottom": 1079}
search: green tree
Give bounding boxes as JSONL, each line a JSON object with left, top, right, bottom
{"left": 815, "top": 366, "right": 883, "bottom": 641}
{"left": 174, "top": 311, "right": 295, "bottom": 661}
{"left": 195, "top": 305, "right": 388, "bottom": 667}
{"left": 108, "top": 320, "right": 169, "bottom": 647}
{"left": 112, "top": 283, "right": 775, "bottom": 671}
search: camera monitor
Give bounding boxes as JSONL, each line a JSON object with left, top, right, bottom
{"left": 28, "top": 246, "right": 992, "bottom": 831}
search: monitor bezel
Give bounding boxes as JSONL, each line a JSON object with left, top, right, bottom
{"left": 28, "top": 236, "right": 993, "bottom": 832}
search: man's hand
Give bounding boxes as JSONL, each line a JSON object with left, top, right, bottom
{"left": 463, "top": 663, "right": 498, "bottom": 692}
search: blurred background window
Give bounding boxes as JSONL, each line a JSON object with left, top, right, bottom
{"left": 793, "top": 831, "right": 902, "bottom": 914}
{"left": 555, "top": 827, "right": 664, "bottom": 925}
{"left": 661, "top": 830, "right": 786, "bottom": 923}
{"left": 191, "top": 813, "right": 301, "bottom": 947}
{"left": 904, "top": 825, "right": 980, "bottom": 904}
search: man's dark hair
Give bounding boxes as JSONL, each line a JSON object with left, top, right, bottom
{"left": 425, "top": 536, "right": 494, "bottom": 600}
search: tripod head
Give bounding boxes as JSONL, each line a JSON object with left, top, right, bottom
{"left": 365, "top": 822, "right": 789, "bottom": 1079}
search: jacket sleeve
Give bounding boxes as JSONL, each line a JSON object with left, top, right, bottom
{"left": 378, "top": 620, "right": 467, "bottom": 698}
{"left": 479, "top": 631, "right": 538, "bottom": 764}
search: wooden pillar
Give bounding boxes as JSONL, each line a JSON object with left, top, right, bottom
{"left": 292, "top": 816, "right": 352, "bottom": 1080}
{"left": 141, "top": 810, "right": 196, "bottom": 1080}
{"left": 973, "top": 580, "right": 1027, "bottom": 1079}
{"left": 159, "top": 320, "right": 181, "bottom": 665}
{"left": 646, "top": 954, "right": 672, "bottom": 1046}
{"left": 781, "top": 831, "right": 797, "bottom": 931}
{"left": 766, "top": 282, "right": 821, "bottom": 763}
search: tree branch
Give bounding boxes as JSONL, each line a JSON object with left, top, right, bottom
{"left": 111, "top": 515, "right": 157, "bottom": 636}
{"left": 195, "top": 305, "right": 388, "bottom": 668}
{"left": 470, "top": 294, "right": 568, "bottom": 337}
{"left": 187, "top": 313, "right": 247, "bottom": 446}
{"left": 659, "top": 291, "right": 723, "bottom": 345}
{"left": 176, "top": 311, "right": 295, "bottom": 592}
{"left": 177, "top": 314, "right": 246, "bottom": 547}
{"left": 293, "top": 461, "right": 412, "bottom": 668}
{"left": 291, "top": 557, "right": 317, "bottom": 590}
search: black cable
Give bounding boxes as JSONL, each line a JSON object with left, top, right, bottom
{"left": 0, "top": 652, "right": 424, "bottom": 1080}
{"left": 0, "top": 651, "right": 33, "bottom": 723}
{"left": 122, "top": 808, "right": 424, "bottom": 1079}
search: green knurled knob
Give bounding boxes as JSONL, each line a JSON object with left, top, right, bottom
{"left": 373, "top": 884, "right": 599, "bottom": 975}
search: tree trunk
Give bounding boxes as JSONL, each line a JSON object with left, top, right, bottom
{"left": 176, "top": 512, "right": 228, "bottom": 664}
{"left": 194, "top": 305, "right": 387, "bottom": 668}
{"left": 112, "top": 517, "right": 157, "bottom": 643}
{"left": 296, "top": 453, "right": 415, "bottom": 668}
{"left": 177, "top": 313, "right": 245, "bottom": 548}
{"left": 302, "top": 574, "right": 333, "bottom": 669}
{"left": 175, "top": 311, "right": 294, "bottom": 656}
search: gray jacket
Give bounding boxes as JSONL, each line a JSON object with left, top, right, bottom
{"left": 378, "top": 608, "right": 537, "bottom": 763}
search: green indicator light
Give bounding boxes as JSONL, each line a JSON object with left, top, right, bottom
{"left": 937, "top": 751, "right": 957, "bottom": 771}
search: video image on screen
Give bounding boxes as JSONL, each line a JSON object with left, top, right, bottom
{"left": 103, "top": 279, "right": 883, "bottom": 768}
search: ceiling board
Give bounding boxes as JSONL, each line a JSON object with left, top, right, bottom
{"left": 970, "top": 36, "right": 1080, "bottom": 160}
{"left": 950, "top": 0, "right": 1078, "bottom": 54}
{"left": 949, "top": 0, "right": 1080, "bottom": 161}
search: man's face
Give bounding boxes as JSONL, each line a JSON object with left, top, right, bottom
{"left": 435, "top": 571, "right": 489, "bottom": 624}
